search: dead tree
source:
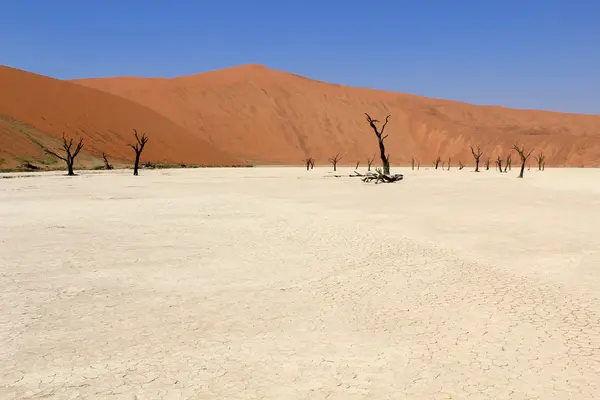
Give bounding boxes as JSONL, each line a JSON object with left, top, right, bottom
{"left": 355, "top": 161, "right": 360, "bottom": 170}
{"left": 45, "top": 133, "right": 84, "bottom": 176}
{"left": 129, "top": 129, "right": 149, "bottom": 176}
{"left": 365, "top": 113, "right": 391, "bottom": 175}
{"left": 447, "top": 158, "right": 451, "bottom": 171}
{"left": 329, "top": 153, "right": 342, "bottom": 171}
{"left": 513, "top": 143, "right": 534, "bottom": 178}
{"left": 534, "top": 152, "right": 546, "bottom": 171}
{"left": 417, "top": 161, "right": 420, "bottom": 170}
{"left": 496, "top": 155, "right": 503, "bottom": 173}
{"left": 367, "top": 155, "right": 375, "bottom": 171}
{"left": 434, "top": 156, "right": 441, "bottom": 170}
{"left": 459, "top": 160, "right": 465, "bottom": 170}
{"left": 470, "top": 145, "right": 483, "bottom": 172}
{"left": 411, "top": 156, "right": 415, "bottom": 170}
{"left": 304, "top": 157, "right": 315, "bottom": 171}
{"left": 486, "top": 158, "right": 490, "bottom": 170}
{"left": 102, "top": 152, "right": 113, "bottom": 170}
{"left": 505, "top": 154, "right": 512, "bottom": 172}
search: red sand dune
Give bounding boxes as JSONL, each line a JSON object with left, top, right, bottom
{"left": 74, "top": 64, "right": 600, "bottom": 167}
{"left": 0, "top": 66, "right": 241, "bottom": 169}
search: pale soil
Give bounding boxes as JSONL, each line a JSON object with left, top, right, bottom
{"left": 1, "top": 167, "right": 599, "bottom": 399}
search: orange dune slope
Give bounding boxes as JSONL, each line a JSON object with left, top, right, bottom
{"left": 0, "top": 66, "right": 240, "bottom": 169}
{"left": 74, "top": 64, "right": 600, "bottom": 167}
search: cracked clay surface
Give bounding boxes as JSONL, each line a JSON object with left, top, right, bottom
{"left": 1, "top": 167, "right": 599, "bottom": 399}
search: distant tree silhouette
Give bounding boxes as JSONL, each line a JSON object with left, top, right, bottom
{"left": 129, "top": 129, "right": 149, "bottom": 176}
{"left": 102, "top": 152, "right": 113, "bottom": 170}
{"left": 470, "top": 145, "right": 483, "bottom": 172}
{"left": 434, "top": 156, "right": 441, "bottom": 170}
{"left": 534, "top": 152, "right": 546, "bottom": 171}
{"left": 367, "top": 155, "right": 375, "bottom": 171}
{"left": 329, "top": 153, "right": 342, "bottom": 171}
{"left": 45, "top": 133, "right": 84, "bottom": 176}
{"left": 513, "top": 143, "right": 534, "bottom": 178}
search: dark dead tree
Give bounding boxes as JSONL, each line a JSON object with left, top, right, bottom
{"left": 470, "top": 145, "right": 483, "bottom": 172}
{"left": 367, "top": 155, "right": 375, "bottom": 171}
{"left": 486, "top": 158, "right": 490, "bottom": 170}
{"left": 513, "top": 143, "right": 534, "bottom": 178}
{"left": 447, "top": 158, "right": 451, "bottom": 171}
{"left": 355, "top": 161, "right": 360, "bottom": 170}
{"left": 304, "top": 157, "right": 314, "bottom": 171}
{"left": 496, "top": 155, "right": 503, "bottom": 173}
{"left": 44, "top": 133, "right": 84, "bottom": 176}
{"left": 534, "top": 152, "right": 546, "bottom": 171}
{"left": 365, "top": 113, "right": 391, "bottom": 175}
{"left": 412, "top": 156, "right": 415, "bottom": 170}
{"left": 505, "top": 154, "right": 512, "bottom": 172}
{"left": 329, "top": 153, "right": 342, "bottom": 171}
{"left": 459, "top": 160, "right": 465, "bottom": 170}
{"left": 129, "top": 129, "right": 149, "bottom": 176}
{"left": 102, "top": 152, "right": 113, "bottom": 170}
{"left": 434, "top": 156, "right": 441, "bottom": 170}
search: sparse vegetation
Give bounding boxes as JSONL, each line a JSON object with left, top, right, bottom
{"left": 304, "top": 157, "right": 314, "bottom": 171}
{"left": 367, "top": 155, "right": 375, "bottom": 171}
{"left": 434, "top": 156, "right": 441, "bottom": 170}
{"left": 365, "top": 113, "right": 391, "bottom": 175}
{"left": 329, "top": 153, "right": 342, "bottom": 171}
{"left": 513, "top": 143, "right": 534, "bottom": 178}
{"left": 129, "top": 129, "right": 149, "bottom": 176}
{"left": 534, "top": 152, "right": 546, "bottom": 171}
{"left": 102, "top": 152, "right": 113, "bottom": 170}
{"left": 496, "top": 155, "right": 503, "bottom": 172}
{"left": 470, "top": 145, "right": 483, "bottom": 172}
{"left": 459, "top": 160, "right": 465, "bottom": 170}
{"left": 44, "top": 133, "right": 84, "bottom": 176}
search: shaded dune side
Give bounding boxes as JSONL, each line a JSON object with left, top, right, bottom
{"left": 0, "top": 66, "right": 241, "bottom": 168}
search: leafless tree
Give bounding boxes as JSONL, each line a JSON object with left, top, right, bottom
{"left": 486, "top": 158, "right": 490, "bottom": 170}
{"left": 45, "top": 133, "right": 84, "bottom": 176}
{"left": 470, "top": 145, "right": 483, "bottom": 172}
{"left": 434, "top": 156, "right": 441, "bottom": 170}
{"left": 513, "top": 143, "right": 534, "bottom": 178}
{"left": 355, "top": 161, "right": 360, "bottom": 169}
{"left": 129, "top": 129, "right": 149, "bottom": 176}
{"left": 496, "top": 155, "right": 503, "bottom": 173}
{"left": 329, "top": 153, "right": 342, "bottom": 171}
{"left": 102, "top": 152, "right": 113, "bottom": 170}
{"left": 459, "top": 160, "right": 465, "bottom": 170}
{"left": 412, "top": 156, "right": 415, "bottom": 170}
{"left": 505, "top": 153, "right": 512, "bottom": 172}
{"left": 417, "top": 161, "right": 420, "bottom": 170}
{"left": 447, "top": 158, "right": 451, "bottom": 171}
{"left": 304, "top": 157, "right": 314, "bottom": 171}
{"left": 365, "top": 113, "right": 391, "bottom": 175}
{"left": 534, "top": 152, "right": 546, "bottom": 171}
{"left": 367, "top": 155, "right": 375, "bottom": 171}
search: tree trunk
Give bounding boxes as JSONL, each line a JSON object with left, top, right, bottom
{"left": 333, "top": 163, "right": 337, "bottom": 172}
{"left": 67, "top": 159, "right": 75, "bottom": 176}
{"left": 134, "top": 152, "right": 140, "bottom": 176}
{"left": 378, "top": 139, "right": 390, "bottom": 175}
{"left": 475, "top": 158, "right": 480, "bottom": 172}
{"left": 519, "top": 162, "right": 525, "bottom": 178}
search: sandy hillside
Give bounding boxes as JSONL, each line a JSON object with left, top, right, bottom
{"left": 0, "top": 66, "right": 241, "bottom": 169}
{"left": 1, "top": 167, "right": 599, "bottom": 399}
{"left": 74, "top": 64, "right": 600, "bottom": 166}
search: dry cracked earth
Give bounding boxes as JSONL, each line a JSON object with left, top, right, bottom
{"left": 1, "top": 167, "right": 599, "bottom": 399}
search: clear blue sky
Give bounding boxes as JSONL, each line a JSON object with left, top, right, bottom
{"left": 1, "top": 0, "right": 599, "bottom": 114}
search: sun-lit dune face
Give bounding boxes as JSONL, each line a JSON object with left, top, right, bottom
{"left": 74, "top": 64, "right": 600, "bottom": 167}
{"left": 0, "top": 66, "right": 241, "bottom": 168}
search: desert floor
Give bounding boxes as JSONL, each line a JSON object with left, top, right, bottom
{"left": 1, "top": 167, "right": 599, "bottom": 399}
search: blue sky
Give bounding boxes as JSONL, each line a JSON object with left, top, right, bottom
{"left": 1, "top": 0, "right": 599, "bottom": 114}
